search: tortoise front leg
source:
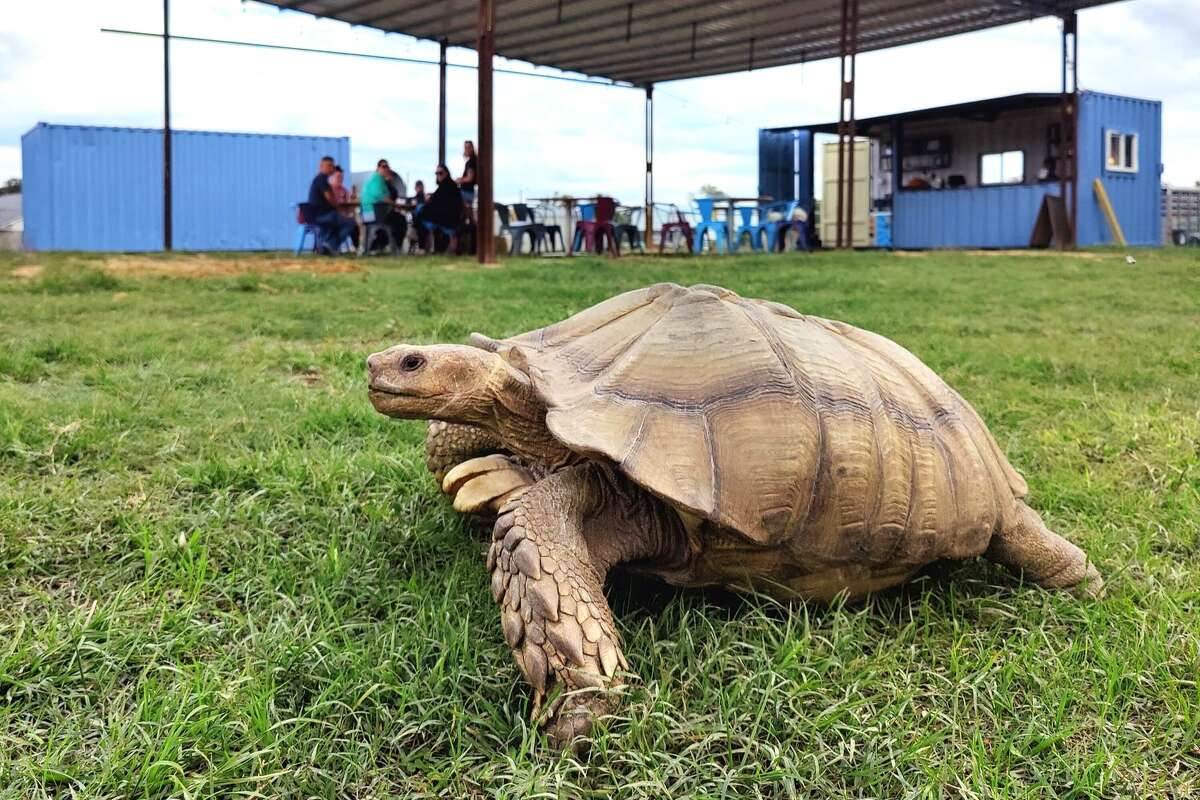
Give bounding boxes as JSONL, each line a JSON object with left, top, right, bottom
{"left": 424, "top": 421, "right": 503, "bottom": 485}
{"left": 487, "top": 465, "right": 633, "bottom": 750}
{"left": 487, "top": 465, "right": 687, "bottom": 748}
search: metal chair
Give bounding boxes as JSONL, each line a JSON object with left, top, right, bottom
{"left": 573, "top": 196, "right": 619, "bottom": 256}
{"left": 657, "top": 204, "right": 694, "bottom": 253}
{"left": 758, "top": 200, "right": 799, "bottom": 252}
{"left": 732, "top": 206, "right": 765, "bottom": 252}
{"left": 512, "top": 203, "right": 548, "bottom": 254}
{"left": 614, "top": 206, "right": 645, "bottom": 253}
{"left": 571, "top": 202, "right": 596, "bottom": 253}
{"left": 533, "top": 203, "right": 565, "bottom": 252}
{"left": 496, "top": 202, "right": 543, "bottom": 255}
{"left": 691, "top": 198, "right": 730, "bottom": 254}
{"left": 359, "top": 203, "right": 399, "bottom": 256}
{"left": 294, "top": 202, "right": 322, "bottom": 255}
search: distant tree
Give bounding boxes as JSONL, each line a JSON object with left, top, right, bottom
{"left": 698, "top": 184, "right": 727, "bottom": 198}
{"left": 0, "top": 178, "right": 19, "bottom": 196}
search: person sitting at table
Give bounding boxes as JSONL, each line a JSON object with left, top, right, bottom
{"left": 307, "top": 155, "right": 355, "bottom": 255}
{"left": 328, "top": 165, "right": 359, "bottom": 250}
{"left": 406, "top": 180, "right": 428, "bottom": 252}
{"left": 360, "top": 158, "right": 408, "bottom": 252}
{"left": 414, "top": 164, "right": 462, "bottom": 253}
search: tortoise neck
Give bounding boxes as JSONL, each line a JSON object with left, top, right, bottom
{"left": 485, "top": 363, "right": 577, "bottom": 469}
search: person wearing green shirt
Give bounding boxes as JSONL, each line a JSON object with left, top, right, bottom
{"left": 361, "top": 159, "right": 407, "bottom": 252}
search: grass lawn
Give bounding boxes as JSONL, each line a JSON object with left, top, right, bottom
{"left": 0, "top": 248, "right": 1197, "bottom": 799}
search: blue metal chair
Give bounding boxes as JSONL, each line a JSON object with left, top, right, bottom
{"left": 791, "top": 203, "right": 812, "bottom": 251}
{"left": 294, "top": 202, "right": 322, "bottom": 255}
{"left": 691, "top": 197, "right": 729, "bottom": 254}
{"left": 758, "top": 200, "right": 799, "bottom": 252}
{"left": 732, "top": 206, "right": 765, "bottom": 252}
{"left": 571, "top": 202, "right": 597, "bottom": 253}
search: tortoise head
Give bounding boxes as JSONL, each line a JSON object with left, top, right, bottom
{"left": 367, "top": 342, "right": 526, "bottom": 424}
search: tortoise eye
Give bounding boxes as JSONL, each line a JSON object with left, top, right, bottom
{"left": 400, "top": 354, "right": 426, "bottom": 372}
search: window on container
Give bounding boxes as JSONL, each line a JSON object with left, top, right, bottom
{"left": 1106, "top": 130, "right": 1138, "bottom": 173}
{"left": 980, "top": 150, "right": 1025, "bottom": 185}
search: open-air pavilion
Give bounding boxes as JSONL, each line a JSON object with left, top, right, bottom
{"left": 162, "top": 0, "right": 1122, "bottom": 261}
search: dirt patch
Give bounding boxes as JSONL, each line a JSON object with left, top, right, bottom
{"left": 98, "top": 255, "right": 363, "bottom": 278}
{"left": 9, "top": 265, "right": 43, "bottom": 279}
{"left": 893, "top": 249, "right": 1108, "bottom": 261}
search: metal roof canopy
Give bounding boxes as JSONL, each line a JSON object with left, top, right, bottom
{"left": 147, "top": 0, "right": 1115, "bottom": 260}
{"left": 258, "top": 0, "right": 1112, "bottom": 86}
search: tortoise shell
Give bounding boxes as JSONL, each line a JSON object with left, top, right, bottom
{"left": 484, "top": 283, "right": 1027, "bottom": 550}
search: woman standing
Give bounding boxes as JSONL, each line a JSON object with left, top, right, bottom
{"left": 457, "top": 141, "right": 477, "bottom": 231}
{"left": 457, "top": 141, "right": 477, "bottom": 207}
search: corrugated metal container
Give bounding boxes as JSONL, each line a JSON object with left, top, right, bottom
{"left": 758, "top": 129, "right": 814, "bottom": 207}
{"left": 21, "top": 124, "right": 350, "bottom": 251}
{"left": 893, "top": 184, "right": 1057, "bottom": 249}
{"left": 1076, "top": 91, "right": 1162, "bottom": 247}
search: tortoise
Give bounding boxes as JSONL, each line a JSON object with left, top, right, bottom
{"left": 366, "top": 283, "right": 1102, "bottom": 747}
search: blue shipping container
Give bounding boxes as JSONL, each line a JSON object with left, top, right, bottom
{"left": 21, "top": 124, "right": 351, "bottom": 251}
{"left": 1076, "top": 91, "right": 1163, "bottom": 247}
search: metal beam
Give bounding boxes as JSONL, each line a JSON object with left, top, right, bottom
{"left": 253, "top": 0, "right": 1110, "bottom": 86}
{"left": 163, "top": 0, "right": 172, "bottom": 252}
{"left": 890, "top": 116, "right": 902, "bottom": 249}
{"left": 1061, "top": 10, "right": 1078, "bottom": 249}
{"left": 844, "top": 0, "right": 859, "bottom": 249}
{"left": 645, "top": 84, "right": 654, "bottom": 251}
{"left": 438, "top": 38, "right": 447, "bottom": 166}
{"left": 477, "top": 0, "right": 495, "bottom": 264}
{"left": 835, "top": 0, "right": 847, "bottom": 248}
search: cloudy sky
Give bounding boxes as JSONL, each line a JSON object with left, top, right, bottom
{"left": 2, "top": 0, "right": 1197, "bottom": 206}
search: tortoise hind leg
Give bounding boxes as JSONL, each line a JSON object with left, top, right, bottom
{"left": 986, "top": 502, "right": 1104, "bottom": 598}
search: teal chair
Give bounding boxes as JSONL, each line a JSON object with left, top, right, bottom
{"left": 732, "top": 206, "right": 765, "bottom": 252}
{"left": 691, "top": 198, "right": 729, "bottom": 254}
{"left": 759, "top": 201, "right": 799, "bottom": 252}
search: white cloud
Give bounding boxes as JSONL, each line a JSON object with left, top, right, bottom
{"left": 1, "top": 0, "right": 1197, "bottom": 204}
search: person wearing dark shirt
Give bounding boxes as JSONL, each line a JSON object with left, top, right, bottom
{"left": 306, "top": 155, "right": 355, "bottom": 254}
{"left": 414, "top": 164, "right": 463, "bottom": 252}
{"left": 457, "top": 140, "right": 477, "bottom": 203}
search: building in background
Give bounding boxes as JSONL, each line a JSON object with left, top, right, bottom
{"left": 21, "top": 124, "right": 350, "bottom": 252}
{"left": 1162, "top": 184, "right": 1200, "bottom": 246}
{"left": 0, "top": 193, "right": 21, "bottom": 251}
{"left": 760, "top": 91, "right": 1163, "bottom": 250}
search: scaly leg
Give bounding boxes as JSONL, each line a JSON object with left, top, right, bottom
{"left": 487, "top": 465, "right": 683, "bottom": 749}
{"left": 426, "top": 422, "right": 542, "bottom": 516}
{"left": 424, "top": 421, "right": 502, "bottom": 484}
{"left": 986, "top": 502, "right": 1104, "bottom": 598}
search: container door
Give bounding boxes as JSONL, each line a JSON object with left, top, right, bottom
{"left": 795, "top": 130, "right": 813, "bottom": 211}
{"left": 758, "top": 130, "right": 796, "bottom": 203}
{"left": 820, "top": 140, "right": 870, "bottom": 246}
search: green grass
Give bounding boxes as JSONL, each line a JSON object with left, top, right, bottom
{"left": 0, "top": 248, "right": 1197, "bottom": 799}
